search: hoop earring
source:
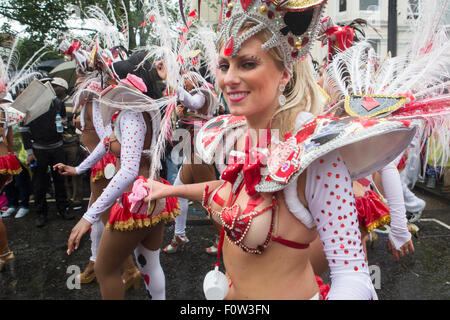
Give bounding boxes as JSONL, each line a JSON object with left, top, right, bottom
{"left": 278, "top": 84, "right": 286, "bottom": 106}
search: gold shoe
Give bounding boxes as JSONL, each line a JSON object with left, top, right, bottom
{"left": 122, "top": 267, "right": 141, "bottom": 291}
{"left": 0, "top": 251, "right": 14, "bottom": 272}
{"left": 408, "top": 223, "right": 420, "bottom": 238}
{"left": 76, "top": 260, "right": 96, "bottom": 284}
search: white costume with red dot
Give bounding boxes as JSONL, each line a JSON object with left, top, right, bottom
{"left": 281, "top": 113, "right": 376, "bottom": 299}
{"left": 305, "top": 150, "right": 377, "bottom": 299}
{"left": 82, "top": 110, "right": 146, "bottom": 224}
{"left": 76, "top": 101, "right": 112, "bottom": 263}
{"left": 75, "top": 101, "right": 112, "bottom": 174}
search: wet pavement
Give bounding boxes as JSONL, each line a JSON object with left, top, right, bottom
{"left": 0, "top": 187, "right": 449, "bottom": 300}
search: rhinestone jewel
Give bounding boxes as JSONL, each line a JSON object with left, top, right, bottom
{"left": 302, "top": 37, "right": 310, "bottom": 46}
{"left": 240, "top": 0, "right": 253, "bottom": 11}
{"left": 224, "top": 37, "right": 234, "bottom": 56}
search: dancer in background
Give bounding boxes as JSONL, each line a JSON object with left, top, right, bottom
{"left": 164, "top": 63, "right": 222, "bottom": 255}
{"left": 0, "top": 95, "right": 24, "bottom": 271}
{"left": 65, "top": 51, "right": 179, "bottom": 300}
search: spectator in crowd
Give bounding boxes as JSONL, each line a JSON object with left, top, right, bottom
{"left": 20, "top": 78, "right": 74, "bottom": 227}
{"left": 63, "top": 105, "right": 85, "bottom": 210}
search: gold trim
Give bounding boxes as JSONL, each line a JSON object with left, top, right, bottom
{"left": 316, "top": 84, "right": 330, "bottom": 106}
{"left": 344, "top": 95, "right": 407, "bottom": 118}
{"left": 91, "top": 171, "right": 104, "bottom": 182}
{"left": 364, "top": 214, "right": 391, "bottom": 233}
{"left": 0, "top": 167, "right": 22, "bottom": 175}
{"left": 105, "top": 209, "right": 181, "bottom": 232}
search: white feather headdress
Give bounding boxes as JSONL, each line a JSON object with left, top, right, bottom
{"left": 323, "top": 0, "right": 450, "bottom": 171}
{"left": 0, "top": 36, "right": 49, "bottom": 99}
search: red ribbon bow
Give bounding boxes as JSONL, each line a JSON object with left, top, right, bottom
{"left": 325, "top": 26, "right": 355, "bottom": 61}
{"left": 221, "top": 130, "right": 270, "bottom": 197}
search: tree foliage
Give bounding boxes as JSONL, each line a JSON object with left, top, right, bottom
{"left": 0, "top": 0, "right": 219, "bottom": 69}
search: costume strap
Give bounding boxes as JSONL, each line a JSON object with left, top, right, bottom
{"left": 215, "top": 226, "right": 225, "bottom": 269}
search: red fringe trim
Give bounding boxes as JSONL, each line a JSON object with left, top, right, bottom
{"left": 106, "top": 178, "right": 180, "bottom": 231}
{"left": 356, "top": 190, "right": 391, "bottom": 233}
{"left": 0, "top": 153, "right": 22, "bottom": 175}
{"left": 91, "top": 153, "right": 117, "bottom": 182}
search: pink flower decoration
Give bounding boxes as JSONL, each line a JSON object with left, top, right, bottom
{"left": 88, "top": 81, "right": 101, "bottom": 93}
{"left": 121, "top": 74, "right": 147, "bottom": 93}
{"left": 129, "top": 177, "right": 149, "bottom": 214}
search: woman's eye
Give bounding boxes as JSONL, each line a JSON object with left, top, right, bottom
{"left": 242, "top": 61, "right": 257, "bottom": 69}
{"left": 218, "top": 64, "right": 229, "bottom": 71}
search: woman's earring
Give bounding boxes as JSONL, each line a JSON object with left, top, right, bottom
{"left": 278, "top": 84, "right": 286, "bottom": 106}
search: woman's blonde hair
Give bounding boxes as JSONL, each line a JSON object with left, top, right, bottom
{"left": 218, "top": 22, "right": 322, "bottom": 138}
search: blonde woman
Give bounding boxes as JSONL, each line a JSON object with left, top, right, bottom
{"left": 143, "top": 0, "right": 416, "bottom": 299}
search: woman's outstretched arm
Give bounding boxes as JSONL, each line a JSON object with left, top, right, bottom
{"left": 144, "top": 179, "right": 223, "bottom": 203}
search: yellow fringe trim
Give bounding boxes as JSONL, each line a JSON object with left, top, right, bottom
{"left": 0, "top": 167, "right": 22, "bottom": 176}
{"left": 364, "top": 214, "right": 391, "bottom": 233}
{"left": 91, "top": 171, "right": 104, "bottom": 182}
{"left": 105, "top": 209, "right": 181, "bottom": 232}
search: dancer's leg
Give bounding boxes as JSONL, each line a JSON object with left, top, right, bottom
{"left": 137, "top": 222, "right": 165, "bottom": 299}
{"left": 94, "top": 227, "right": 149, "bottom": 300}
{"left": 0, "top": 219, "right": 10, "bottom": 255}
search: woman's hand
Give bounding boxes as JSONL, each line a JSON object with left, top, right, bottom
{"left": 53, "top": 163, "right": 77, "bottom": 176}
{"left": 67, "top": 218, "right": 92, "bottom": 255}
{"left": 143, "top": 179, "right": 173, "bottom": 202}
{"left": 388, "top": 239, "right": 415, "bottom": 261}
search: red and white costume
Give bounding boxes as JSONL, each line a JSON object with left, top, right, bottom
{"left": 196, "top": 112, "right": 417, "bottom": 299}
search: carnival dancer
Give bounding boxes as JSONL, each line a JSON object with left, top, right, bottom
{"left": 310, "top": 19, "right": 414, "bottom": 268}
{"left": 0, "top": 94, "right": 24, "bottom": 271}
{"left": 142, "top": 0, "right": 418, "bottom": 300}
{"left": 54, "top": 74, "right": 140, "bottom": 289}
{"left": 65, "top": 51, "right": 180, "bottom": 300}
{"left": 164, "top": 64, "right": 222, "bottom": 254}
{"left": 54, "top": 2, "right": 144, "bottom": 288}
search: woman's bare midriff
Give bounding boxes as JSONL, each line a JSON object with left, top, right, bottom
{"left": 0, "top": 142, "right": 9, "bottom": 157}
{"left": 224, "top": 240, "right": 319, "bottom": 300}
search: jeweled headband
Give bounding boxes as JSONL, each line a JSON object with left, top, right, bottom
{"left": 217, "top": 0, "right": 327, "bottom": 73}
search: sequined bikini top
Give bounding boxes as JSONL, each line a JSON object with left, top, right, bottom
{"left": 202, "top": 131, "right": 310, "bottom": 255}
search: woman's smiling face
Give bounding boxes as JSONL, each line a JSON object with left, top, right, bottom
{"left": 217, "top": 36, "right": 290, "bottom": 121}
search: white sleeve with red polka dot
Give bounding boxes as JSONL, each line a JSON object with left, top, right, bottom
{"left": 305, "top": 150, "right": 377, "bottom": 300}
{"left": 82, "top": 110, "right": 146, "bottom": 224}
{"left": 92, "top": 101, "right": 111, "bottom": 140}
{"left": 75, "top": 139, "right": 107, "bottom": 175}
{"left": 74, "top": 101, "right": 110, "bottom": 175}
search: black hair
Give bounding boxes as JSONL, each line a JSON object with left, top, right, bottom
{"left": 112, "top": 50, "right": 166, "bottom": 99}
